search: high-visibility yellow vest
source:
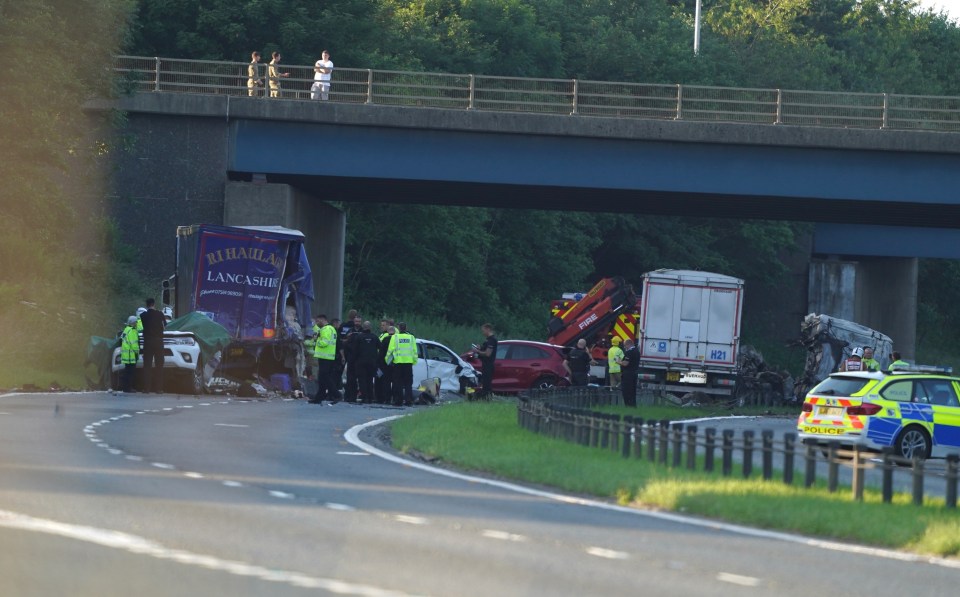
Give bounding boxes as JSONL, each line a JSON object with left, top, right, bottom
{"left": 388, "top": 332, "right": 417, "bottom": 365}
{"left": 315, "top": 324, "right": 337, "bottom": 361}
{"left": 120, "top": 325, "right": 139, "bottom": 365}
{"left": 608, "top": 346, "right": 624, "bottom": 374}
{"left": 304, "top": 322, "right": 320, "bottom": 357}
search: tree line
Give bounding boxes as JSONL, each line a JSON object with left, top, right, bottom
{"left": 3, "top": 1, "right": 960, "bottom": 385}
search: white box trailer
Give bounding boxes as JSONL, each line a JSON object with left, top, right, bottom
{"left": 636, "top": 269, "right": 744, "bottom": 397}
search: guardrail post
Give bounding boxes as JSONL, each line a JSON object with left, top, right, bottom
{"left": 852, "top": 445, "right": 864, "bottom": 502}
{"left": 571, "top": 79, "right": 579, "bottom": 116}
{"left": 704, "top": 428, "right": 716, "bottom": 473}
{"left": 783, "top": 433, "right": 795, "bottom": 485}
{"left": 946, "top": 454, "right": 958, "bottom": 509}
{"left": 882, "top": 448, "right": 895, "bottom": 504}
{"left": 154, "top": 56, "right": 161, "bottom": 92}
{"left": 468, "top": 74, "right": 475, "bottom": 110}
{"left": 721, "top": 429, "right": 734, "bottom": 476}
{"left": 775, "top": 89, "right": 782, "bottom": 124}
{"left": 881, "top": 93, "right": 889, "bottom": 129}
{"left": 686, "top": 425, "right": 698, "bottom": 470}
{"left": 671, "top": 423, "right": 683, "bottom": 468}
{"left": 658, "top": 420, "right": 670, "bottom": 466}
{"left": 675, "top": 84, "right": 683, "bottom": 120}
{"left": 600, "top": 414, "right": 610, "bottom": 449}
{"left": 622, "top": 416, "right": 632, "bottom": 458}
{"left": 827, "top": 442, "right": 839, "bottom": 493}
{"left": 742, "top": 430, "right": 754, "bottom": 479}
{"left": 804, "top": 443, "right": 817, "bottom": 488}
{"left": 646, "top": 422, "right": 656, "bottom": 462}
{"left": 366, "top": 69, "right": 373, "bottom": 104}
{"left": 761, "top": 430, "right": 773, "bottom": 481}
{"left": 632, "top": 417, "right": 644, "bottom": 459}
{"left": 912, "top": 457, "right": 924, "bottom": 506}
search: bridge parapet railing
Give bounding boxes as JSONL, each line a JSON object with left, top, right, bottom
{"left": 112, "top": 55, "right": 960, "bottom": 133}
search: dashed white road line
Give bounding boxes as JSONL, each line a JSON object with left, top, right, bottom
{"left": 717, "top": 572, "right": 761, "bottom": 587}
{"left": 152, "top": 462, "right": 175, "bottom": 470}
{"left": 586, "top": 547, "right": 629, "bottom": 560}
{"left": 268, "top": 491, "right": 294, "bottom": 499}
{"left": 337, "top": 451, "right": 370, "bottom": 456}
{"left": 325, "top": 503, "right": 355, "bottom": 511}
{"left": 222, "top": 480, "right": 243, "bottom": 488}
{"left": 344, "top": 415, "right": 960, "bottom": 571}
{"left": 481, "top": 530, "right": 527, "bottom": 542}
{"left": 214, "top": 423, "right": 249, "bottom": 428}
{"left": 0, "top": 509, "right": 420, "bottom": 597}
{"left": 183, "top": 472, "right": 204, "bottom": 479}
{"left": 394, "top": 515, "right": 428, "bottom": 525}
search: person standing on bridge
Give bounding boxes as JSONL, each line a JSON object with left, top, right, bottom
{"left": 311, "top": 50, "right": 334, "bottom": 100}
{"left": 268, "top": 51, "right": 290, "bottom": 98}
{"left": 247, "top": 51, "right": 262, "bottom": 96}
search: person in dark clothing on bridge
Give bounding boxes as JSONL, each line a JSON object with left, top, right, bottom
{"left": 619, "top": 338, "right": 640, "bottom": 407}
{"left": 563, "top": 339, "right": 593, "bottom": 387}
{"left": 139, "top": 298, "right": 166, "bottom": 393}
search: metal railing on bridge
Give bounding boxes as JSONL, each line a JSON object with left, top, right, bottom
{"left": 113, "top": 55, "right": 960, "bottom": 132}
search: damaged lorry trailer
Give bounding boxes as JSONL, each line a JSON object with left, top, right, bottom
{"left": 163, "top": 224, "right": 314, "bottom": 383}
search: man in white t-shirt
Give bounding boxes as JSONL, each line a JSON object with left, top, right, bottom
{"left": 311, "top": 50, "right": 334, "bottom": 100}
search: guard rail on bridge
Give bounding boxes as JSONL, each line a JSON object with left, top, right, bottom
{"left": 114, "top": 55, "right": 960, "bottom": 132}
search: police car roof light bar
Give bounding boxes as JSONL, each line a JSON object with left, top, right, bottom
{"left": 888, "top": 364, "right": 953, "bottom": 375}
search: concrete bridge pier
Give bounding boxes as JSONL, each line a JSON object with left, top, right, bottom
{"left": 224, "top": 181, "right": 344, "bottom": 319}
{"left": 808, "top": 258, "right": 917, "bottom": 359}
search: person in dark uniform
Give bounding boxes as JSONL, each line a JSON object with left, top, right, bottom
{"left": 474, "top": 323, "right": 498, "bottom": 399}
{"left": 139, "top": 298, "right": 166, "bottom": 393}
{"left": 353, "top": 321, "right": 380, "bottom": 403}
{"left": 341, "top": 315, "right": 363, "bottom": 402}
{"left": 620, "top": 338, "right": 640, "bottom": 407}
{"left": 375, "top": 320, "right": 394, "bottom": 403}
{"left": 563, "top": 339, "right": 592, "bottom": 387}
{"left": 331, "top": 317, "right": 344, "bottom": 391}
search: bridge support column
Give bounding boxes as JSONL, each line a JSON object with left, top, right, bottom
{"left": 808, "top": 258, "right": 917, "bottom": 359}
{"left": 224, "top": 181, "right": 344, "bottom": 319}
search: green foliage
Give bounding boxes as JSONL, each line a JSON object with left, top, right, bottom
{"left": 393, "top": 402, "right": 960, "bottom": 556}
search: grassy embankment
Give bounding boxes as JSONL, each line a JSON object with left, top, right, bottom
{"left": 392, "top": 401, "right": 960, "bottom": 557}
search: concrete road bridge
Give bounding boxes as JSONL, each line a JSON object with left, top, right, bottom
{"left": 88, "top": 56, "right": 960, "bottom": 355}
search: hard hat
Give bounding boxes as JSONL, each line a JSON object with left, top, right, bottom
{"left": 136, "top": 307, "right": 147, "bottom": 315}
{"left": 127, "top": 315, "right": 138, "bottom": 325}
{"left": 851, "top": 347, "right": 864, "bottom": 358}
{"left": 611, "top": 337, "right": 622, "bottom": 345}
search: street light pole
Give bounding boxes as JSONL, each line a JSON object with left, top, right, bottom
{"left": 694, "top": 0, "right": 702, "bottom": 56}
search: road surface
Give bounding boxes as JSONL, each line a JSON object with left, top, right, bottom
{"left": 0, "top": 392, "right": 956, "bottom": 596}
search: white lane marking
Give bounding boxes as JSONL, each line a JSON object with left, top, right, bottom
{"left": 184, "top": 472, "right": 204, "bottom": 479}
{"left": 394, "top": 515, "right": 428, "bottom": 525}
{"left": 0, "top": 509, "right": 420, "bottom": 597}
{"left": 162, "top": 408, "right": 173, "bottom": 411}
{"left": 214, "top": 423, "right": 249, "bottom": 428}
{"left": 136, "top": 411, "right": 146, "bottom": 414}
{"left": 0, "top": 412, "right": 10, "bottom": 415}
{"left": 126, "top": 455, "right": 143, "bottom": 462}
{"left": 222, "top": 480, "right": 243, "bottom": 488}
{"left": 180, "top": 405, "right": 193, "bottom": 409}
{"left": 108, "top": 449, "right": 124, "bottom": 456}
{"left": 717, "top": 572, "right": 761, "bottom": 587}
{"left": 325, "top": 503, "right": 355, "bottom": 511}
{"left": 337, "top": 451, "right": 370, "bottom": 456}
{"left": 268, "top": 491, "right": 294, "bottom": 499}
{"left": 586, "top": 547, "right": 629, "bottom": 560}
{"left": 152, "top": 462, "right": 175, "bottom": 470}
{"left": 481, "top": 530, "right": 527, "bottom": 542}
{"left": 344, "top": 416, "right": 960, "bottom": 571}
{"left": 199, "top": 403, "right": 211, "bottom": 406}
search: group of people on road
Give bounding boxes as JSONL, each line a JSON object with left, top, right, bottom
{"left": 304, "top": 311, "right": 418, "bottom": 406}
{"left": 839, "top": 346, "right": 909, "bottom": 372}
{"left": 562, "top": 337, "right": 640, "bottom": 407}
{"left": 118, "top": 298, "right": 167, "bottom": 394}
{"left": 247, "top": 50, "right": 333, "bottom": 99}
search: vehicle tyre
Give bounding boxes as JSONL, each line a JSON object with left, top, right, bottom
{"left": 894, "top": 426, "right": 931, "bottom": 462}
{"left": 532, "top": 376, "right": 559, "bottom": 391}
{"left": 181, "top": 357, "right": 204, "bottom": 395}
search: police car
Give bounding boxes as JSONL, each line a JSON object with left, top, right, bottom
{"left": 797, "top": 366, "right": 960, "bottom": 461}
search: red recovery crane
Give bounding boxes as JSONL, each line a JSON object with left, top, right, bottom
{"left": 546, "top": 277, "right": 640, "bottom": 359}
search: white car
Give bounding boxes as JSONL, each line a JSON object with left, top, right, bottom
{"left": 414, "top": 339, "right": 478, "bottom": 395}
{"left": 111, "top": 331, "right": 211, "bottom": 394}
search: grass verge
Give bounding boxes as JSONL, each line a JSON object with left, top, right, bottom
{"left": 391, "top": 401, "right": 960, "bottom": 557}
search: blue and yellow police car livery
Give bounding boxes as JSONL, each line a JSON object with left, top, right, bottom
{"left": 797, "top": 367, "right": 960, "bottom": 461}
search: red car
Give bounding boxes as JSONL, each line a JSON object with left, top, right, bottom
{"left": 461, "top": 340, "right": 570, "bottom": 394}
